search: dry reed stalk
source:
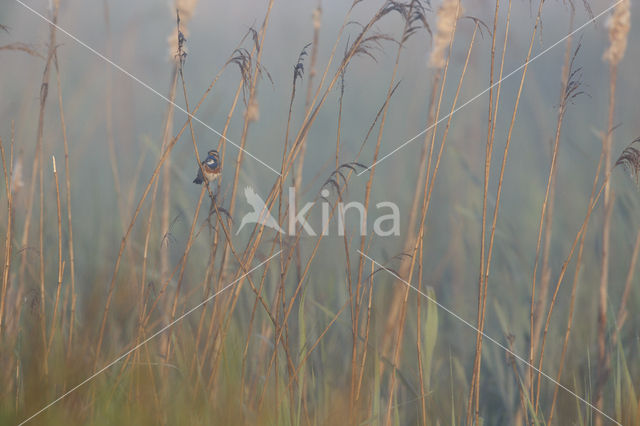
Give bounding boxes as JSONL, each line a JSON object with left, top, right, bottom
{"left": 355, "top": 260, "right": 375, "bottom": 403}
{"left": 258, "top": 62, "right": 404, "bottom": 419}
{"left": 0, "top": 137, "right": 12, "bottom": 334}
{"left": 293, "top": 2, "right": 355, "bottom": 148}
{"left": 393, "top": 23, "right": 477, "bottom": 423}
{"left": 45, "top": 156, "right": 63, "bottom": 361}
{"left": 343, "top": 82, "right": 360, "bottom": 423}
{"left": 207, "top": 8, "right": 275, "bottom": 385}
{"left": 173, "top": 30, "right": 250, "bottom": 386}
{"left": 357, "top": 2, "right": 431, "bottom": 377}
{"left": 548, "top": 150, "right": 604, "bottom": 424}
{"left": 173, "top": 29, "right": 276, "bottom": 397}
{"left": 286, "top": 297, "right": 350, "bottom": 383}
{"left": 204, "top": 214, "right": 284, "bottom": 403}
{"left": 102, "top": 0, "right": 125, "bottom": 229}
{"left": 91, "top": 25, "right": 246, "bottom": 368}
{"left": 473, "top": 2, "right": 544, "bottom": 423}
{"left": 380, "top": 50, "right": 442, "bottom": 380}
{"left": 231, "top": 15, "right": 387, "bottom": 305}
{"left": 38, "top": 126, "right": 45, "bottom": 377}
{"left": 189, "top": 78, "right": 245, "bottom": 382}
{"left": 277, "top": 6, "right": 391, "bottom": 180}
{"left": 129, "top": 66, "right": 178, "bottom": 400}
{"left": 159, "top": 80, "right": 176, "bottom": 283}
{"left": 18, "top": 3, "right": 60, "bottom": 377}
{"left": 507, "top": 335, "right": 529, "bottom": 424}
{"left": 595, "top": 2, "right": 629, "bottom": 422}
{"left": 478, "top": 0, "right": 515, "bottom": 420}
{"left": 50, "top": 50, "right": 77, "bottom": 362}
{"left": 269, "top": 75, "right": 401, "bottom": 422}
{"left": 200, "top": 77, "right": 245, "bottom": 321}
{"left": 0, "top": 136, "right": 15, "bottom": 405}
{"left": 256, "top": 152, "right": 377, "bottom": 411}
{"left": 532, "top": 164, "right": 612, "bottom": 426}
{"left": 138, "top": 198, "right": 250, "bottom": 341}
{"left": 465, "top": 0, "right": 502, "bottom": 418}
{"left": 244, "top": 257, "right": 298, "bottom": 411}
{"left": 378, "top": 60, "right": 441, "bottom": 425}
{"left": 360, "top": 32, "right": 404, "bottom": 426}
{"left": 239, "top": 253, "right": 278, "bottom": 399}
{"left": 385, "top": 8, "right": 475, "bottom": 426}
{"left": 156, "top": 8, "right": 191, "bottom": 360}
{"left": 225, "top": 3, "right": 274, "bottom": 219}
{"left": 205, "top": 0, "right": 292, "bottom": 393}
{"left": 534, "top": 165, "right": 608, "bottom": 418}
{"left": 274, "top": 43, "right": 310, "bottom": 422}
{"left": 162, "top": 48, "right": 212, "bottom": 359}
{"left": 530, "top": 13, "right": 576, "bottom": 412}
{"left": 467, "top": 0, "right": 502, "bottom": 419}
{"left": 292, "top": 3, "right": 322, "bottom": 282}
{"left": 181, "top": 2, "right": 407, "bottom": 417}
{"left": 234, "top": 13, "right": 380, "bottom": 416}
{"left": 161, "top": 0, "right": 199, "bottom": 281}
{"left": 416, "top": 236, "right": 427, "bottom": 425}
{"left": 6, "top": 125, "right": 21, "bottom": 411}
{"left": 613, "top": 228, "right": 640, "bottom": 337}
{"left": 163, "top": 184, "right": 206, "bottom": 363}
{"left": 532, "top": 16, "right": 579, "bottom": 414}
{"left": 94, "top": 125, "right": 181, "bottom": 370}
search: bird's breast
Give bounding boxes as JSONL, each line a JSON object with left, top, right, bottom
{"left": 204, "top": 164, "right": 220, "bottom": 179}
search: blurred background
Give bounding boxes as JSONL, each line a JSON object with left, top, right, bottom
{"left": 0, "top": 0, "right": 638, "bottom": 424}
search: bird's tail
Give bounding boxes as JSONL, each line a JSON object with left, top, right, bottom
{"left": 193, "top": 177, "right": 203, "bottom": 184}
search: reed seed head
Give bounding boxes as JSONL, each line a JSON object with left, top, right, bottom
{"left": 246, "top": 97, "right": 260, "bottom": 122}
{"left": 428, "top": 0, "right": 461, "bottom": 69}
{"left": 168, "top": 0, "right": 198, "bottom": 62}
{"left": 11, "top": 158, "right": 23, "bottom": 194}
{"left": 603, "top": 0, "right": 630, "bottom": 66}
{"left": 313, "top": 7, "right": 322, "bottom": 31}
{"left": 174, "top": 0, "right": 199, "bottom": 23}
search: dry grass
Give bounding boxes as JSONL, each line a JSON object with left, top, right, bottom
{"left": 0, "top": 0, "right": 638, "bottom": 425}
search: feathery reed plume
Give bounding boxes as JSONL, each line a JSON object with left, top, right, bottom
{"left": 428, "top": 0, "right": 461, "bottom": 68}
{"left": 245, "top": 97, "right": 260, "bottom": 122}
{"left": 312, "top": 6, "right": 321, "bottom": 30}
{"left": 168, "top": 0, "right": 198, "bottom": 61}
{"left": 293, "top": 43, "right": 311, "bottom": 85}
{"left": 602, "top": 0, "right": 630, "bottom": 66}
{"left": 175, "top": 0, "right": 198, "bottom": 22}
{"left": 11, "top": 158, "right": 23, "bottom": 194}
{"left": 615, "top": 137, "right": 640, "bottom": 186}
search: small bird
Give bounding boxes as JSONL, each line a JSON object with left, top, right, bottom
{"left": 193, "top": 149, "right": 221, "bottom": 185}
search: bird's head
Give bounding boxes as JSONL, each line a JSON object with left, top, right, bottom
{"left": 206, "top": 150, "right": 219, "bottom": 168}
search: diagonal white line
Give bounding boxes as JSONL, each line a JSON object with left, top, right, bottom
{"left": 14, "top": 0, "right": 282, "bottom": 176}
{"left": 357, "top": 250, "right": 622, "bottom": 425}
{"left": 358, "top": 0, "right": 623, "bottom": 175}
{"left": 18, "top": 251, "right": 281, "bottom": 425}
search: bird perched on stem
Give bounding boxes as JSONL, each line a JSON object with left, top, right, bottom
{"left": 193, "top": 149, "right": 220, "bottom": 185}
